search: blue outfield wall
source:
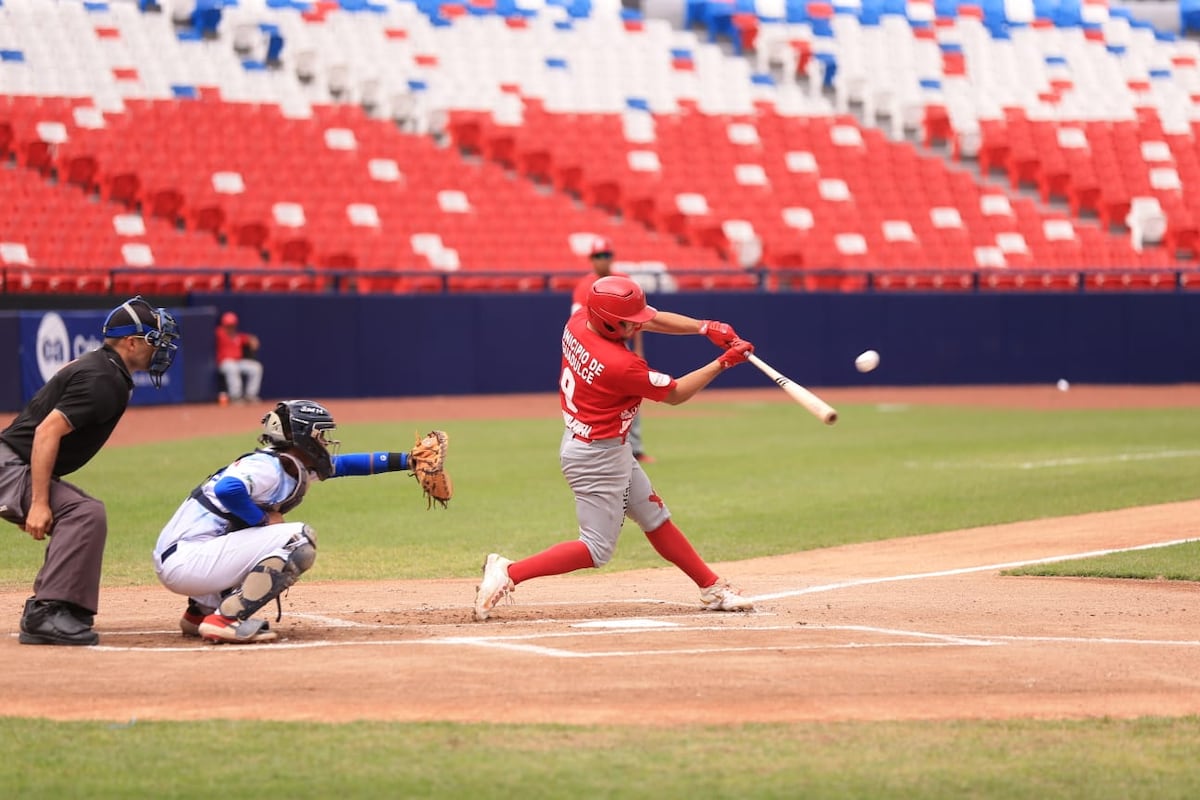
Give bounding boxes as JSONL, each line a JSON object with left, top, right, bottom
{"left": 0, "top": 314, "right": 20, "bottom": 412}
{"left": 193, "top": 291, "right": 1200, "bottom": 401}
{"left": 2, "top": 292, "right": 1199, "bottom": 412}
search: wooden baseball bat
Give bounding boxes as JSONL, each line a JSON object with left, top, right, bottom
{"left": 746, "top": 353, "right": 838, "bottom": 425}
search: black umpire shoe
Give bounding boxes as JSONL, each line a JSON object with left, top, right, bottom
{"left": 19, "top": 597, "right": 99, "bottom": 646}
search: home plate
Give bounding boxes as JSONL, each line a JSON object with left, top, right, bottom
{"left": 572, "top": 619, "right": 680, "bottom": 629}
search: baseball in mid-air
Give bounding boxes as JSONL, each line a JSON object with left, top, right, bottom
{"left": 855, "top": 349, "right": 880, "bottom": 373}
{"left": 1057, "top": 378, "right": 1070, "bottom": 392}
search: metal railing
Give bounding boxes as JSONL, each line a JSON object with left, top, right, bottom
{"left": 2, "top": 265, "right": 1199, "bottom": 296}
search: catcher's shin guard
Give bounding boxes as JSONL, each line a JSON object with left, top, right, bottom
{"left": 218, "top": 526, "right": 317, "bottom": 621}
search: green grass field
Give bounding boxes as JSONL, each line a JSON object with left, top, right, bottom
{"left": 3, "top": 397, "right": 1200, "bottom": 798}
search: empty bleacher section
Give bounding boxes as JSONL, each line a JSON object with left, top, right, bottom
{"left": 1, "top": 0, "right": 1199, "bottom": 295}
{"left": 753, "top": 0, "right": 1200, "bottom": 283}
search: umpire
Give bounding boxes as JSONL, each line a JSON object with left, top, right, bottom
{"left": 0, "top": 297, "right": 180, "bottom": 645}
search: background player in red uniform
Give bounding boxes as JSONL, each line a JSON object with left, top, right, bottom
{"left": 215, "top": 311, "right": 263, "bottom": 404}
{"left": 570, "top": 237, "right": 653, "bottom": 463}
{"left": 474, "top": 275, "right": 754, "bottom": 620}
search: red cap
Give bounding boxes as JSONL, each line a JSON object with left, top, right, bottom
{"left": 221, "top": 311, "right": 239, "bottom": 326}
{"left": 589, "top": 237, "right": 613, "bottom": 257}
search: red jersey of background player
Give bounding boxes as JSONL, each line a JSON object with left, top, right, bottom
{"left": 215, "top": 325, "right": 254, "bottom": 363}
{"left": 560, "top": 308, "right": 675, "bottom": 441}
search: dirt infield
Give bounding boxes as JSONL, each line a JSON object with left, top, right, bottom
{"left": 3, "top": 386, "right": 1200, "bottom": 725}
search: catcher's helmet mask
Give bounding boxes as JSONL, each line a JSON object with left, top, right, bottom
{"left": 101, "top": 295, "right": 181, "bottom": 389}
{"left": 586, "top": 275, "right": 655, "bottom": 340}
{"left": 260, "top": 400, "right": 340, "bottom": 480}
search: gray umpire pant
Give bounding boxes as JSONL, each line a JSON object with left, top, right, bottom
{"left": 0, "top": 441, "right": 108, "bottom": 614}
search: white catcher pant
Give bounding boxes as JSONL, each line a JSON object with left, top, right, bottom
{"left": 154, "top": 521, "right": 307, "bottom": 611}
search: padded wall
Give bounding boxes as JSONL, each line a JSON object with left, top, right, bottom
{"left": 193, "top": 292, "right": 1200, "bottom": 401}
{"left": 4, "top": 292, "right": 1199, "bottom": 412}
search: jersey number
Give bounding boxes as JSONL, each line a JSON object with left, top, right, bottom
{"left": 560, "top": 367, "right": 579, "bottom": 413}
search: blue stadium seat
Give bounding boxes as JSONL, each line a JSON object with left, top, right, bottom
{"left": 784, "top": 0, "right": 808, "bottom": 22}
{"left": 261, "top": 24, "right": 285, "bottom": 65}
{"left": 933, "top": 0, "right": 959, "bottom": 17}
{"left": 1032, "top": 0, "right": 1057, "bottom": 20}
{"left": 859, "top": 0, "right": 884, "bottom": 25}
{"left": 1185, "top": 0, "right": 1200, "bottom": 33}
{"left": 1053, "top": 0, "right": 1082, "bottom": 26}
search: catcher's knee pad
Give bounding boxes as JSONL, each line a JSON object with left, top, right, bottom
{"left": 223, "top": 527, "right": 317, "bottom": 620}
{"left": 285, "top": 525, "right": 317, "bottom": 573}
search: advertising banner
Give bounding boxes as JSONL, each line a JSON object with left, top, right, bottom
{"left": 19, "top": 309, "right": 185, "bottom": 406}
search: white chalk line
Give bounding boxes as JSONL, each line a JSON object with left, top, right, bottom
{"left": 965, "top": 634, "right": 1200, "bottom": 647}
{"left": 31, "top": 538, "right": 1200, "bottom": 656}
{"left": 750, "top": 536, "right": 1200, "bottom": 602}
{"left": 457, "top": 640, "right": 976, "bottom": 659}
{"left": 907, "top": 449, "right": 1200, "bottom": 471}
{"left": 74, "top": 622, "right": 1200, "bottom": 656}
{"left": 72, "top": 623, "right": 986, "bottom": 655}
{"left": 85, "top": 604, "right": 741, "bottom": 637}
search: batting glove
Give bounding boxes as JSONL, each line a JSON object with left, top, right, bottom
{"left": 718, "top": 338, "right": 753, "bottom": 368}
{"left": 699, "top": 320, "right": 738, "bottom": 349}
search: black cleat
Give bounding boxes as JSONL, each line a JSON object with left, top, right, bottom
{"left": 19, "top": 597, "right": 99, "bottom": 646}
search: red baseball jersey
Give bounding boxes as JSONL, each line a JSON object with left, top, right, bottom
{"left": 215, "top": 327, "right": 253, "bottom": 363}
{"left": 560, "top": 309, "right": 675, "bottom": 441}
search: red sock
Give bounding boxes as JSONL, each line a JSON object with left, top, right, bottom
{"left": 644, "top": 520, "right": 718, "bottom": 588}
{"left": 509, "top": 540, "right": 595, "bottom": 585}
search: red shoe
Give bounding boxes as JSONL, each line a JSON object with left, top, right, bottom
{"left": 198, "top": 613, "right": 278, "bottom": 644}
{"left": 180, "top": 606, "right": 205, "bottom": 638}
{"left": 180, "top": 599, "right": 215, "bottom": 637}
{"left": 634, "top": 452, "right": 656, "bottom": 464}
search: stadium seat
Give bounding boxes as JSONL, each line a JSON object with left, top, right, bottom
{"left": 1, "top": 0, "right": 1196, "bottom": 299}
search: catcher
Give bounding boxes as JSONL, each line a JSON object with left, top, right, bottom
{"left": 152, "top": 400, "right": 451, "bottom": 644}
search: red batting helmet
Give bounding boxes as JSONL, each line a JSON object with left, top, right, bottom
{"left": 221, "top": 311, "right": 239, "bottom": 326}
{"left": 587, "top": 275, "right": 655, "bottom": 340}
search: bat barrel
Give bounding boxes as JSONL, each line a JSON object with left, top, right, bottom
{"left": 746, "top": 354, "right": 838, "bottom": 425}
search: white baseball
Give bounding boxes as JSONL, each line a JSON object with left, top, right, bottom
{"left": 1056, "top": 379, "right": 1070, "bottom": 392}
{"left": 855, "top": 350, "right": 880, "bottom": 373}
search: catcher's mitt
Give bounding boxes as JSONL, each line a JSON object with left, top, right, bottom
{"left": 409, "top": 430, "right": 452, "bottom": 509}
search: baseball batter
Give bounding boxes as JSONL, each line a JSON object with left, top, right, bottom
{"left": 570, "top": 237, "right": 652, "bottom": 462}
{"left": 154, "top": 400, "right": 448, "bottom": 643}
{"left": 474, "top": 275, "right": 756, "bottom": 621}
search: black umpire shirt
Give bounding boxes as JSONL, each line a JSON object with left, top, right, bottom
{"left": 0, "top": 345, "right": 134, "bottom": 477}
